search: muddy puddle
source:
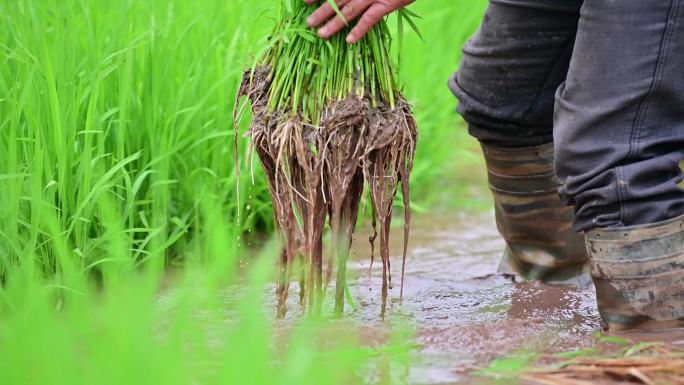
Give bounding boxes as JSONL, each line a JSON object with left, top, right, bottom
{"left": 370, "top": 212, "right": 601, "bottom": 383}
{"left": 161, "top": 211, "right": 684, "bottom": 384}
{"left": 269, "top": 211, "right": 604, "bottom": 384}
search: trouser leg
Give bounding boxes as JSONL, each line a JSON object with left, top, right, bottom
{"left": 555, "top": 0, "right": 684, "bottom": 231}
{"left": 555, "top": 0, "right": 684, "bottom": 329}
{"left": 450, "top": 0, "right": 584, "bottom": 147}
{"left": 449, "top": 0, "right": 589, "bottom": 285}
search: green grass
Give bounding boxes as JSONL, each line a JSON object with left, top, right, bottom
{"left": 0, "top": 0, "right": 486, "bottom": 384}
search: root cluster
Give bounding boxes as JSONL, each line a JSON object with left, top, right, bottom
{"left": 238, "top": 67, "right": 417, "bottom": 318}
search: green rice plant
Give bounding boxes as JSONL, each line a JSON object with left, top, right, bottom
{"left": 0, "top": 0, "right": 273, "bottom": 287}
{"left": 257, "top": 1, "right": 399, "bottom": 119}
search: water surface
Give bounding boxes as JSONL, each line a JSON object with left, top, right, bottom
{"left": 274, "top": 211, "right": 603, "bottom": 384}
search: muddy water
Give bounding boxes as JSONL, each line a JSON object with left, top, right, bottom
{"left": 158, "top": 210, "right": 684, "bottom": 384}
{"left": 271, "top": 211, "right": 603, "bottom": 384}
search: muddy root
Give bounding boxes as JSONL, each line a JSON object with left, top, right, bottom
{"left": 238, "top": 67, "right": 417, "bottom": 318}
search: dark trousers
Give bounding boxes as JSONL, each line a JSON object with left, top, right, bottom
{"left": 449, "top": 0, "right": 684, "bottom": 232}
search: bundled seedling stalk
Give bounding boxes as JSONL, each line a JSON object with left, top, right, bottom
{"left": 236, "top": 0, "right": 417, "bottom": 318}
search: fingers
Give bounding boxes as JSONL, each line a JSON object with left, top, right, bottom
{"left": 306, "top": 0, "right": 351, "bottom": 28}
{"left": 346, "top": 4, "right": 388, "bottom": 43}
{"left": 318, "top": 0, "right": 370, "bottom": 39}
{"left": 305, "top": 0, "right": 403, "bottom": 43}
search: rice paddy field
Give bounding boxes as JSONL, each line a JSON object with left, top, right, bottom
{"left": 0, "top": 0, "right": 599, "bottom": 384}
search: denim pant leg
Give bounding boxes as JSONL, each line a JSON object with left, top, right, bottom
{"left": 449, "top": 0, "right": 583, "bottom": 147}
{"left": 555, "top": 0, "right": 684, "bottom": 232}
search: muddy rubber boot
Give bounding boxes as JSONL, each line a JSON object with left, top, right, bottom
{"left": 586, "top": 214, "right": 684, "bottom": 331}
{"left": 482, "top": 143, "right": 591, "bottom": 287}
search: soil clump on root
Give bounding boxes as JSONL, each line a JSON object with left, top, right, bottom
{"left": 237, "top": 67, "right": 417, "bottom": 318}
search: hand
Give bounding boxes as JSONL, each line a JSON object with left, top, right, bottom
{"left": 305, "top": 0, "right": 415, "bottom": 44}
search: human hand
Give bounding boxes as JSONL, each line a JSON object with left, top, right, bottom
{"left": 304, "top": 0, "right": 415, "bottom": 43}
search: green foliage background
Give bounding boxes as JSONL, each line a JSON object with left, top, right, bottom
{"left": 0, "top": 0, "right": 486, "bottom": 384}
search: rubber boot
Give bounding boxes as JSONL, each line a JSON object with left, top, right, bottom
{"left": 586, "top": 214, "right": 684, "bottom": 331}
{"left": 482, "top": 142, "right": 591, "bottom": 287}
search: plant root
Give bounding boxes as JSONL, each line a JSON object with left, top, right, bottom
{"left": 238, "top": 67, "right": 417, "bottom": 318}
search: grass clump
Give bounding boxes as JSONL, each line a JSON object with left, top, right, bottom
{"left": 237, "top": 0, "right": 417, "bottom": 318}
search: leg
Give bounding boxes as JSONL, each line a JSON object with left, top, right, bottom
{"left": 555, "top": 0, "right": 684, "bottom": 329}
{"left": 450, "top": 0, "right": 584, "bottom": 147}
{"left": 449, "top": 0, "right": 589, "bottom": 285}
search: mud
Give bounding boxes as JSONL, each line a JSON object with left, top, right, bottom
{"left": 160, "top": 210, "right": 684, "bottom": 383}
{"left": 266, "top": 211, "right": 603, "bottom": 384}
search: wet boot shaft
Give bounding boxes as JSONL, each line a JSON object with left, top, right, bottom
{"left": 481, "top": 142, "right": 590, "bottom": 286}
{"left": 587, "top": 215, "right": 684, "bottom": 331}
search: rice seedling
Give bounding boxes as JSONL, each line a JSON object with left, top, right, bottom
{"left": 236, "top": 0, "right": 418, "bottom": 318}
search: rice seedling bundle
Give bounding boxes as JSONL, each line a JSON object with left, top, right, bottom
{"left": 236, "top": 0, "right": 417, "bottom": 318}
